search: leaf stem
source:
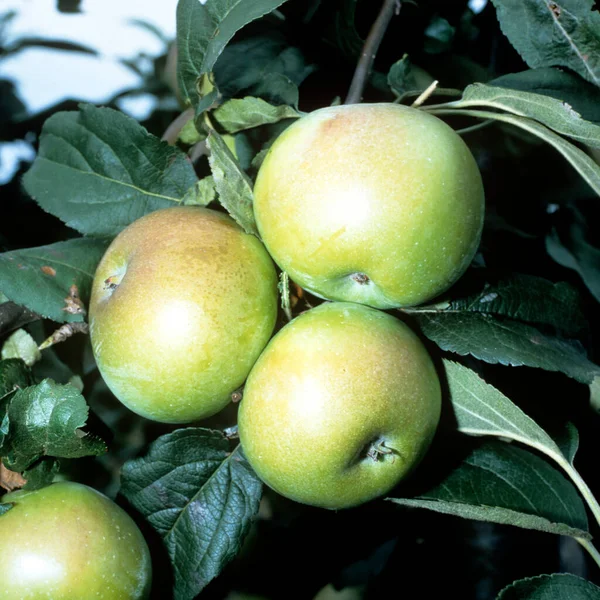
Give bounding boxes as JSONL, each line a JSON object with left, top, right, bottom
{"left": 345, "top": 0, "right": 401, "bottom": 105}
{"left": 577, "top": 537, "right": 600, "bottom": 571}
{"left": 560, "top": 461, "right": 600, "bottom": 530}
{"left": 162, "top": 107, "right": 195, "bottom": 145}
{"left": 455, "top": 119, "right": 495, "bottom": 135}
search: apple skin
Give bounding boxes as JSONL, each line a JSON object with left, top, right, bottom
{"left": 0, "top": 481, "right": 152, "bottom": 599}
{"left": 253, "top": 103, "right": 485, "bottom": 309}
{"left": 237, "top": 302, "right": 442, "bottom": 509}
{"left": 89, "top": 206, "right": 278, "bottom": 424}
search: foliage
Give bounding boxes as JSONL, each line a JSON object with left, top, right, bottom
{"left": 1, "top": 0, "right": 600, "bottom": 598}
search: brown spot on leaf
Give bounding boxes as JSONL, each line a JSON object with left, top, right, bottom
{"left": 549, "top": 2, "right": 561, "bottom": 17}
{"left": 62, "top": 284, "right": 86, "bottom": 316}
{"left": 41, "top": 266, "right": 56, "bottom": 276}
{"left": 0, "top": 463, "right": 26, "bottom": 492}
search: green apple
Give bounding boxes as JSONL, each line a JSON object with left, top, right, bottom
{"left": 238, "top": 302, "right": 441, "bottom": 509}
{"left": 0, "top": 481, "right": 152, "bottom": 599}
{"left": 253, "top": 103, "right": 485, "bottom": 308}
{"left": 89, "top": 206, "right": 278, "bottom": 423}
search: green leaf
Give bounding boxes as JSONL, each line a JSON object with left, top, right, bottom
{"left": 428, "top": 109, "right": 600, "bottom": 196}
{"left": 1, "top": 379, "right": 107, "bottom": 472}
{"left": 490, "top": 0, "right": 600, "bottom": 86}
{"left": 414, "top": 313, "right": 599, "bottom": 384}
{"left": 443, "top": 360, "right": 569, "bottom": 454}
{"left": 448, "top": 82, "right": 600, "bottom": 148}
{"left": 176, "top": 0, "right": 290, "bottom": 108}
{"left": 490, "top": 68, "right": 600, "bottom": 123}
{"left": 23, "top": 458, "right": 60, "bottom": 491}
{"left": 120, "top": 428, "right": 262, "bottom": 600}
{"left": 0, "top": 238, "right": 109, "bottom": 323}
{"left": 390, "top": 441, "right": 589, "bottom": 538}
{"left": 182, "top": 176, "right": 216, "bottom": 207}
{"left": 179, "top": 117, "right": 206, "bottom": 145}
{"left": 213, "top": 97, "right": 300, "bottom": 134}
{"left": 497, "top": 573, "right": 600, "bottom": 599}
{"left": 207, "top": 130, "right": 258, "bottom": 235}
{"left": 23, "top": 104, "right": 198, "bottom": 237}
{"left": 1, "top": 329, "right": 41, "bottom": 367}
{"left": 406, "top": 272, "right": 586, "bottom": 335}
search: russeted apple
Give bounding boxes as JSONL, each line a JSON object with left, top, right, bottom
{"left": 238, "top": 302, "right": 442, "bottom": 509}
{"left": 89, "top": 206, "right": 278, "bottom": 423}
{"left": 0, "top": 482, "right": 152, "bottom": 599}
{"left": 253, "top": 103, "right": 485, "bottom": 309}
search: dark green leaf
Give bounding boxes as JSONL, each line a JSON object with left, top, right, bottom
{"left": 120, "top": 428, "right": 262, "bottom": 600}
{"left": 1, "top": 329, "right": 41, "bottom": 367}
{"left": 212, "top": 96, "right": 300, "bottom": 134}
{"left": 424, "top": 15, "right": 455, "bottom": 54}
{"left": 407, "top": 273, "right": 586, "bottom": 335}
{"left": 0, "top": 301, "right": 38, "bottom": 338}
{"left": 416, "top": 313, "right": 599, "bottom": 383}
{"left": 447, "top": 82, "right": 600, "bottom": 148}
{"left": 2, "top": 379, "right": 107, "bottom": 472}
{"left": 497, "top": 573, "right": 600, "bottom": 599}
{"left": 23, "top": 104, "right": 198, "bottom": 237}
{"left": 176, "top": 0, "right": 290, "bottom": 108}
{"left": 390, "top": 441, "right": 589, "bottom": 537}
{"left": 207, "top": 130, "right": 258, "bottom": 235}
{"left": 330, "top": 0, "right": 363, "bottom": 58}
{"left": 0, "top": 238, "right": 109, "bottom": 323}
{"left": 546, "top": 226, "right": 600, "bottom": 303}
{"left": 490, "top": 0, "right": 600, "bottom": 86}
{"left": 387, "top": 55, "right": 418, "bottom": 97}
{"left": 0, "top": 503, "right": 11, "bottom": 516}
{"left": 0, "top": 359, "right": 34, "bottom": 449}
{"left": 0, "top": 359, "right": 34, "bottom": 402}
{"left": 249, "top": 72, "right": 301, "bottom": 108}
{"left": 23, "top": 458, "right": 60, "bottom": 491}
{"left": 214, "top": 33, "right": 315, "bottom": 102}
{"left": 490, "top": 68, "right": 600, "bottom": 123}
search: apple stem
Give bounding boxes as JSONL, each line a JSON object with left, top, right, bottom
{"left": 344, "top": 0, "right": 402, "bottom": 105}
{"left": 411, "top": 80, "right": 440, "bottom": 108}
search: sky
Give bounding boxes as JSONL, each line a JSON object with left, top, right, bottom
{"left": 0, "top": 0, "right": 180, "bottom": 183}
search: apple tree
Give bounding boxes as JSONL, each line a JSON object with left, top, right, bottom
{"left": 1, "top": 0, "right": 600, "bottom": 598}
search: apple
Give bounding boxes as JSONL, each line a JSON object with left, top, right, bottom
{"left": 0, "top": 481, "right": 152, "bottom": 599}
{"left": 237, "top": 302, "right": 442, "bottom": 509}
{"left": 89, "top": 206, "right": 278, "bottom": 423}
{"left": 253, "top": 103, "right": 485, "bottom": 308}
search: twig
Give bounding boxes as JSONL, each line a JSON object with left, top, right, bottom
{"left": 345, "top": 0, "right": 401, "bottom": 105}
{"left": 162, "top": 107, "right": 195, "bottom": 145}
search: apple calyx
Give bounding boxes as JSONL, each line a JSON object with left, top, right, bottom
{"left": 350, "top": 272, "right": 370, "bottom": 285}
{"left": 365, "top": 439, "right": 396, "bottom": 463}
